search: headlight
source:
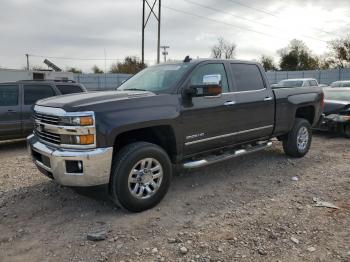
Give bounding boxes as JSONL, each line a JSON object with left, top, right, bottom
{"left": 59, "top": 115, "right": 94, "bottom": 126}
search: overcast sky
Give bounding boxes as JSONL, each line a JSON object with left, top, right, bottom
{"left": 0, "top": 0, "right": 349, "bottom": 72}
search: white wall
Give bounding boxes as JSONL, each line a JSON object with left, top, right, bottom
{"left": 0, "top": 69, "right": 74, "bottom": 83}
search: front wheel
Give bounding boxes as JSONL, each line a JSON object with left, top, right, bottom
{"left": 110, "top": 142, "right": 172, "bottom": 212}
{"left": 282, "top": 118, "right": 312, "bottom": 158}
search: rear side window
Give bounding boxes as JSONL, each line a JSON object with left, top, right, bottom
{"left": 309, "top": 80, "right": 318, "bottom": 86}
{"left": 24, "top": 84, "right": 56, "bottom": 105}
{"left": 56, "top": 85, "right": 84, "bottom": 95}
{"left": 0, "top": 85, "right": 19, "bottom": 106}
{"left": 342, "top": 82, "right": 350, "bottom": 87}
{"left": 231, "top": 64, "right": 265, "bottom": 91}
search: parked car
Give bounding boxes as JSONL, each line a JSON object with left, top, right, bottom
{"left": 27, "top": 58, "right": 323, "bottom": 212}
{"left": 317, "top": 87, "right": 350, "bottom": 137}
{"left": 0, "top": 80, "right": 86, "bottom": 141}
{"left": 273, "top": 78, "right": 319, "bottom": 88}
{"left": 330, "top": 80, "right": 350, "bottom": 88}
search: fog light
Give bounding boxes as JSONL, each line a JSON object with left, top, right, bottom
{"left": 66, "top": 160, "right": 83, "bottom": 173}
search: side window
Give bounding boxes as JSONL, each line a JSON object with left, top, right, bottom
{"left": 0, "top": 85, "right": 19, "bottom": 106}
{"left": 303, "top": 81, "right": 310, "bottom": 87}
{"left": 309, "top": 80, "right": 317, "bottom": 86}
{"left": 56, "top": 85, "right": 84, "bottom": 95}
{"left": 24, "top": 85, "right": 56, "bottom": 105}
{"left": 230, "top": 64, "right": 265, "bottom": 91}
{"left": 190, "top": 63, "right": 229, "bottom": 93}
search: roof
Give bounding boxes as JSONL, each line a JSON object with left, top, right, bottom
{"left": 0, "top": 80, "right": 80, "bottom": 85}
{"left": 280, "top": 78, "right": 317, "bottom": 81}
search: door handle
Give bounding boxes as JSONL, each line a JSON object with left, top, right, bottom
{"left": 224, "top": 101, "right": 236, "bottom": 106}
{"left": 264, "top": 97, "right": 273, "bottom": 101}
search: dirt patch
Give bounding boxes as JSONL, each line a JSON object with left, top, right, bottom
{"left": 0, "top": 134, "right": 349, "bottom": 261}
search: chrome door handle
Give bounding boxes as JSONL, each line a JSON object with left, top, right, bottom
{"left": 264, "top": 97, "right": 273, "bottom": 101}
{"left": 224, "top": 101, "right": 236, "bottom": 106}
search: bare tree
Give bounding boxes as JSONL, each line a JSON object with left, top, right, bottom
{"left": 92, "top": 65, "right": 103, "bottom": 74}
{"left": 327, "top": 35, "right": 350, "bottom": 68}
{"left": 211, "top": 37, "right": 236, "bottom": 59}
{"left": 259, "top": 55, "right": 277, "bottom": 71}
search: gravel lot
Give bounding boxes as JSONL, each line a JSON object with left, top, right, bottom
{"left": 0, "top": 133, "right": 349, "bottom": 262}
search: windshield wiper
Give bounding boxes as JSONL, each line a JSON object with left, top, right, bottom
{"left": 123, "top": 88, "right": 147, "bottom": 91}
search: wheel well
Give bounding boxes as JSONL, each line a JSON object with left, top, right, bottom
{"left": 113, "top": 126, "right": 177, "bottom": 163}
{"left": 295, "top": 106, "right": 315, "bottom": 125}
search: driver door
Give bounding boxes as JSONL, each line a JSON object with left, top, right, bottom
{"left": 180, "top": 62, "right": 235, "bottom": 156}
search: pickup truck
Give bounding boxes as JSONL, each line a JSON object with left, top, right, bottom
{"left": 27, "top": 58, "right": 323, "bottom": 212}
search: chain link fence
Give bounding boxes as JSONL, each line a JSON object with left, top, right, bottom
{"left": 266, "top": 68, "right": 350, "bottom": 85}
{"left": 74, "top": 73, "right": 132, "bottom": 91}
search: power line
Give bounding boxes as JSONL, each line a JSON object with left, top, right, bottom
{"left": 27, "top": 54, "right": 156, "bottom": 63}
{"left": 163, "top": 5, "right": 296, "bottom": 42}
{"left": 224, "top": 0, "right": 333, "bottom": 36}
{"left": 183, "top": 0, "right": 327, "bottom": 43}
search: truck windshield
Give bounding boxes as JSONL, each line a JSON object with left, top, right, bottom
{"left": 278, "top": 80, "right": 303, "bottom": 87}
{"left": 118, "top": 64, "right": 190, "bottom": 93}
{"left": 324, "top": 90, "right": 350, "bottom": 101}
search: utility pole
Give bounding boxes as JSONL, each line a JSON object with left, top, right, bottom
{"left": 25, "top": 54, "right": 30, "bottom": 70}
{"left": 141, "top": 0, "right": 162, "bottom": 65}
{"left": 160, "top": 45, "right": 169, "bottom": 62}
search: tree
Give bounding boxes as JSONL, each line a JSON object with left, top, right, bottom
{"left": 211, "top": 37, "right": 236, "bottom": 59}
{"left": 327, "top": 36, "right": 350, "bottom": 68}
{"left": 92, "top": 65, "right": 104, "bottom": 74}
{"left": 110, "top": 56, "right": 146, "bottom": 74}
{"left": 67, "top": 67, "right": 82, "bottom": 74}
{"left": 278, "top": 39, "right": 318, "bottom": 71}
{"left": 259, "top": 55, "right": 277, "bottom": 71}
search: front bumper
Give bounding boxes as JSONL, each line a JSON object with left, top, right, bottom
{"left": 27, "top": 134, "right": 113, "bottom": 187}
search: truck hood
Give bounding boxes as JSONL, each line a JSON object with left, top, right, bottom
{"left": 36, "top": 90, "right": 156, "bottom": 111}
{"left": 323, "top": 99, "right": 350, "bottom": 115}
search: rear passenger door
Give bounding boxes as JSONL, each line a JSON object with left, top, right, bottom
{"left": 0, "top": 84, "right": 22, "bottom": 140}
{"left": 226, "top": 63, "right": 274, "bottom": 143}
{"left": 22, "top": 84, "right": 56, "bottom": 135}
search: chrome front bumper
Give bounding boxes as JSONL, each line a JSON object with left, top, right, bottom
{"left": 27, "top": 134, "right": 113, "bottom": 187}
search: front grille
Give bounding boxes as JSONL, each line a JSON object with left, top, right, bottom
{"left": 35, "top": 129, "right": 61, "bottom": 145}
{"left": 34, "top": 112, "right": 59, "bottom": 125}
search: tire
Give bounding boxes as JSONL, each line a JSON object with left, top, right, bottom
{"left": 110, "top": 142, "right": 172, "bottom": 212}
{"left": 344, "top": 125, "right": 350, "bottom": 138}
{"left": 282, "top": 118, "right": 312, "bottom": 158}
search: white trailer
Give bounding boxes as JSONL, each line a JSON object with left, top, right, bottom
{"left": 0, "top": 68, "right": 74, "bottom": 83}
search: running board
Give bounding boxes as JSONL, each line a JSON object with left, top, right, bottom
{"left": 183, "top": 141, "right": 272, "bottom": 169}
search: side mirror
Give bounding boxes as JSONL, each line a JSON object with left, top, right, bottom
{"left": 185, "top": 74, "right": 222, "bottom": 97}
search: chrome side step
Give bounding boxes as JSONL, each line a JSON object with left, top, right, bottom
{"left": 183, "top": 141, "right": 272, "bottom": 169}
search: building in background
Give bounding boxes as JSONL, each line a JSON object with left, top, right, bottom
{"left": 0, "top": 68, "right": 74, "bottom": 82}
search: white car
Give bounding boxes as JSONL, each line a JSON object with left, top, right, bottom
{"left": 275, "top": 78, "right": 319, "bottom": 88}
{"left": 330, "top": 80, "right": 350, "bottom": 88}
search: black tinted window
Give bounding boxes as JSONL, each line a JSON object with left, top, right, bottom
{"left": 56, "top": 85, "right": 83, "bottom": 95}
{"left": 24, "top": 85, "right": 56, "bottom": 105}
{"left": 0, "top": 85, "right": 19, "bottom": 106}
{"left": 191, "top": 63, "right": 229, "bottom": 93}
{"left": 231, "top": 64, "right": 265, "bottom": 91}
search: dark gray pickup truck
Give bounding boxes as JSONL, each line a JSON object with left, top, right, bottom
{"left": 27, "top": 59, "right": 323, "bottom": 212}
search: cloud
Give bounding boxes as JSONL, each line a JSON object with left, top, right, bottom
{"left": 0, "top": 0, "right": 349, "bottom": 71}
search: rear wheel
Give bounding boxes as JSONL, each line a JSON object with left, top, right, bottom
{"left": 283, "top": 118, "right": 312, "bottom": 157}
{"left": 110, "top": 142, "right": 172, "bottom": 212}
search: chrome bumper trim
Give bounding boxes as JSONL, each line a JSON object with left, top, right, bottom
{"left": 27, "top": 134, "right": 113, "bottom": 187}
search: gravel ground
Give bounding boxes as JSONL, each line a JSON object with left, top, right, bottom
{"left": 0, "top": 133, "right": 349, "bottom": 262}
